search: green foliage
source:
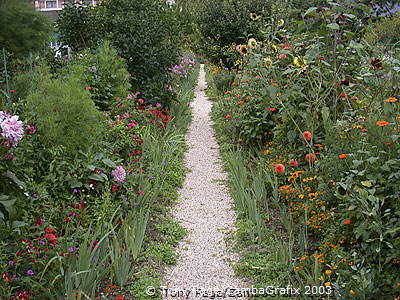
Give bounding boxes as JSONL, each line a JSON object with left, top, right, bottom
{"left": 212, "top": 69, "right": 236, "bottom": 94}
{"left": 0, "top": 0, "right": 51, "bottom": 56}
{"left": 101, "top": 0, "right": 180, "bottom": 100}
{"left": 195, "top": 0, "right": 271, "bottom": 67}
{"left": 71, "top": 41, "right": 131, "bottom": 110}
{"left": 56, "top": 1, "right": 104, "bottom": 52}
{"left": 364, "top": 13, "right": 400, "bottom": 46}
{"left": 25, "top": 65, "right": 105, "bottom": 155}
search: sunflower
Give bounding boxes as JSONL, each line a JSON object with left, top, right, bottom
{"left": 263, "top": 57, "right": 273, "bottom": 68}
{"left": 247, "top": 38, "right": 257, "bottom": 49}
{"left": 237, "top": 45, "right": 248, "bottom": 56}
{"left": 250, "top": 13, "right": 261, "bottom": 21}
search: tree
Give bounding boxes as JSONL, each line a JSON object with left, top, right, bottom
{"left": 0, "top": 0, "right": 51, "bottom": 56}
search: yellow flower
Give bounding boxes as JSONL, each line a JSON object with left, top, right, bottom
{"left": 325, "top": 269, "right": 332, "bottom": 276}
{"left": 349, "top": 290, "right": 356, "bottom": 295}
{"left": 263, "top": 57, "right": 273, "bottom": 68}
{"left": 248, "top": 38, "right": 257, "bottom": 48}
{"left": 293, "top": 57, "right": 301, "bottom": 67}
{"left": 325, "top": 282, "right": 331, "bottom": 287}
{"left": 271, "top": 44, "right": 278, "bottom": 52}
{"left": 277, "top": 19, "right": 285, "bottom": 27}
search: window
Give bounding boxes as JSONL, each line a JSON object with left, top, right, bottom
{"left": 45, "top": 0, "right": 57, "bottom": 8}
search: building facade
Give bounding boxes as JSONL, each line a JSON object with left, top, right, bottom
{"left": 34, "top": 0, "right": 98, "bottom": 20}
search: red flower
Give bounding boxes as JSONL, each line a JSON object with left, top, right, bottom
{"left": 224, "top": 115, "right": 232, "bottom": 119}
{"left": 279, "top": 53, "right": 287, "bottom": 60}
{"left": 138, "top": 98, "right": 144, "bottom": 104}
{"left": 245, "top": 96, "right": 251, "bottom": 100}
{"left": 10, "top": 89, "right": 15, "bottom": 94}
{"left": 344, "top": 219, "right": 351, "bottom": 225}
{"left": 115, "top": 295, "right": 125, "bottom": 300}
{"left": 274, "top": 164, "right": 285, "bottom": 174}
{"left": 44, "top": 233, "right": 57, "bottom": 244}
{"left": 111, "top": 184, "right": 119, "bottom": 192}
{"left": 236, "top": 101, "right": 244, "bottom": 104}
{"left": 269, "top": 107, "right": 276, "bottom": 112}
{"left": 45, "top": 227, "right": 53, "bottom": 233}
{"left": 289, "top": 160, "right": 299, "bottom": 168}
{"left": 338, "top": 154, "right": 348, "bottom": 159}
{"left": 305, "top": 153, "right": 316, "bottom": 163}
{"left": 302, "top": 131, "right": 312, "bottom": 140}
{"left": 85, "top": 86, "right": 93, "bottom": 91}
{"left": 339, "top": 92, "right": 348, "bottom": 98}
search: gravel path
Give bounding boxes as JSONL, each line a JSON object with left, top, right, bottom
{"left": 162, "top": 64, "right": 248, "bottom": 299}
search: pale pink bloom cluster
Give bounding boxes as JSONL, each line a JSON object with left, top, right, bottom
{"left": 112, "top": 166, "right": 126, "bottom": 183}
{"left": 0, "top": 111, "right": 24, "bottom": 147}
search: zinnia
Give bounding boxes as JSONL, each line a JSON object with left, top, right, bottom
{"left": 305, "top": 153, "right": 316, "bottom": 163}
{"left": 44, "top": 233, "right": 57, "bottom": 244}
{"left": 112, "top": 166, "right": 126, "bottom": 183}
{"left": 302, "top": 131, "right": 312, "bottom": 140}
{"left": 338, "top": 154, "right": 349, "bottom": 159}
{"left": 344, "top": 219, "right": 351, "bottom": 225}
{"left": 289, "top": 160, "right": 299, "bottom": 168}
{"left": 275, "top": 164, "right": 285, "bottom": 174}
{"left": 384, "top": 97, "right": 397, "bottom": 103}
{"left": 375, "top": 120, "right": 390, "bottom": 127}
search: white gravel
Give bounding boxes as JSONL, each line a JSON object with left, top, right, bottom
{"left": 162, "top": 64, "right": 248, "bottom": 299}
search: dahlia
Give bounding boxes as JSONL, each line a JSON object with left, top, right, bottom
{"left": 112, "top": 166, "right": 126, "bottom": 183}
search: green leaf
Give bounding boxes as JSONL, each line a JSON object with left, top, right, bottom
{"left": 4, "top": 171, "right": 26, "bottom": 189}
{"left": 88, "top": 173, "right": 105, "bottom": 182}
{"left": 304, "top": 7, "right": 318, "bottom": 16}
{"left": 102, "top": 158, "right": 117, "bottom": 168}
{"left": 361, "top": 181, "right": 373, "bottom": 188}
{"left": 327, "top": 23, "right": 339, "bottom": 30}
{"left": 0, "top": 198, "right": 16, "bottom": 209}
{"left": 349, "top": 40, "right": 363, "bottom": 49}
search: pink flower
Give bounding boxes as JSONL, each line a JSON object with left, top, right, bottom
{"left": 289, "top": 160, "right": 299, "bottom": 168}
{"left": 112, "top": 166, "right": 126, "bottom": 182}
{"left": 128, "top": 123, "right": 136, "bottom": 128}
{"left": 138, "top": 98, "right": 144, "bottom": 105}
{"left": 0, "top": 113, "right": 24, "bottom": 147}
{"left": 302, "top": 131, "right": 312, "bottom": 140}
{"left": 274, "top": 164, "right": 285, "bottom": 174}
{"left": 10, "top": 89, "right": 15, "bottom": 94}
{"left": 26, "top": 125, "right": 36, "bottom": 134}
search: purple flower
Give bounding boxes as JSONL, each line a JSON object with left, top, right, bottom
{"left": 112, "top": 166, "right": 126, "bottom": 183}
{"left": 31, "top": 194, "right": 38, "bottom": 198}
{"left": 0, "top": 113, "right": 24, "bottom": 147}
{"left": 26, "top": 269, "right": 34, "bottom": 276}
{"left": 72, "top": 188, "right": 78, "bottom": 194}
{"left": 8, "top": 261, "right": 14, "bottom": 266}
{"left": 68, "top": 247, "right": 75, "bottom": 253}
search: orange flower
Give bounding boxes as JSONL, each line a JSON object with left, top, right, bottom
{"left": 269, "top": 107, "right": 277, "bottom": 112}
{"left": 224, "top": 115, "right": 232, "bottom": 119}
{"left": 339, "top": 92, "right": 348, "bottom": 98}
{"left": 245, "top": 96, "right": 251, "bottom": 100}
{"left": 305, "top": 153, "right": 316, "bottom": 163}
{"left": 303, "top": 131, "right": 312, "bottom": 140}
{"left": 236, "top": 101, "right": 244, "bottom": 104}
{"left": 349, "top": 290, "right": 356, "bottom": 295}
{"left": 275, "top": 164, "right": 285, "bottom": 174}
{"left": 376, "top": 121, "right": 390, "bottom": 127}
{"left": 243, "top": 79, "right": 250, "bottom": 83}
{"left": 225, "top": 90, "right": 231, "bottom": 94}
{"left": 338, "top": 154, "right": 349, "bottom": 159}
{"left": 231, "top": 82, "right": 237, "bottom": 86}
{"left": 360, "top": 128, "right": 368, "bottom": 132}
{"left": 289, "top": 160, "right": 299, "bottom": 168}
{"left": 344, "top": 219, "right": 351, "bottom": 225}
{"left": 315, "top": 144, "right": 324, "bottom": 150}
{"left": 384, "top": 97, "right": 397, "bottom": 103}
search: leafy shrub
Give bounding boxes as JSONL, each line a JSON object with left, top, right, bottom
{"left": 57, "top": 1, "right": 104, "bottom": 52}
{"left": 71, "top": 41, "right": 131, "bottom": 111}
{"left": 364, "top": 13, "right": 400, "bottom": 46}
{"left": 212, "top": 68, "right": 236, "bottom": 94}
{"left": 24, "top": 66, "right": 105, "bottom": 155}
{"left": 195, "top": 0, "right": 271, "bottom": 67}
{"left": 0, "top": 0, "right": 51, "bottom": 56}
